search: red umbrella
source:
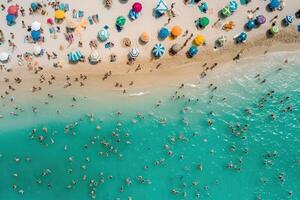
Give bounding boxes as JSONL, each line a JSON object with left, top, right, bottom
{"left": 132, "top": 2, "right": 142, "bottom": 13}
{"left": 47, "top": 18, "right": 54, "bottom": 25}
{"left": 7, "top": 5, "right": 19, "bottom": 15}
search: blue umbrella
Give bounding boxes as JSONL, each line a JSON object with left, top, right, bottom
{"left": 268, "top": 0, "right": 280, "bottom": 10}
{"left": 229, "top": 1, "right": 238, "bottom": 12}
{"left": 128, "top": 9, "right": 139, "bottom": 20}
{"left": 285, "top": 15, "right": 293, "bottom": 25}
{"left": 31, "top": 2, "right": 38, "bottom": 11}
{"left": 152, "top": 43, "right": 165, "bottom": 57}
{"left": 188, "top": 46, "right": 199, "bottom": 57}
{"left": 6, "top": 14, "right": 15, "bottom": 24}
{"left": 246, "top": 20, "right": 256, "bottom": 30}
{"left": 237, "top": 32, "right": 248, "bottom": 43}
{"left": 158, "top": 27, "right": 169, "bottom": 39}
{"left": 31, "top": 30, "right": 41, "bottom": 41}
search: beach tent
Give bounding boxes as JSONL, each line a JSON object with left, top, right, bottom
{"left": 235, "top": 32, "right": 248, "bottom": 43}
{"left": 229, "top": 1, "right": 238, "bottom": 12}
{"left": 155, "top": 0, "right": 168, "bottom": 16}
{"left": 170, "top": 43, "right": 181, "bottom": 54}
{"left": 188, "top": 46, "right": 199, "bottom": 57}
{"left": 152, "top": 43, "right": 165, "bottom": 57}
{"left": 268, "top": 0, "right": 280, "bottom": 10}
{"left": 194, "top": 35, "right": 205, "bottom": 46}
{"left": 31, "top": 21, "right": 41, "bottom": 31}
{"left": 7, "top": 5, "right": 19, "bottom": 16}
{"left": 140, "top": 32, "right": 149, "bottom": 43}
{"left": 284, "top": 15, "right": 294, "bottom": 26}
{"left": 222, "top": 6, "right": 232, "bottom": 17}
{"left": 270, "top": 26, "right": 279, "bottom": 35}
{"left": 246, "top": 20, "right": 256, "bottom": 30}
{"left": 33, "top": 45, "right": 42, "bottom": 56}
{"left": 132, "top": 2, "right": 142, "bottom": 13}
{"left": 116, "top": 16, "right": 126, "bottom": 27}
{"left": 171, "top": 26, "right": 182, "bottom": 37}
{"left": 31, "top": 30, "right": 41, "bottom": 41}
{"left": 129, "top": 48, "right": 139, "bottom": 60}
{"left": 6, "top": 14, "right": 16, "bottom": 26}
{"left": 31, "top": 2, "right": 38, "bottom": 11}
{"left": 55, "top": 10, "right": 65, "bottom": 19}
{"left": 158, "top": 27, "right": 169, "bottom": 39}
{"left": 255, "top": 15, "right": 266, "bottom": 25}
{"left": 98, "top": 28, "right": 110, "bottom": 41}
{"left": 89, "top": 50, "right": 101, "bottom": 64}
{"left": 217, "top": 35, "right": 227, "bottom": 46}
{"left": 0, "top": 52, "right": 9, "bottom": 62}
{"left": 199, "top": 17, "right": 210, "bottom": 28}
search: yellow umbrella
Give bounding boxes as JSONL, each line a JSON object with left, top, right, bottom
{"left": 194, "top": 34, "right": 205, "bottom": 46}
{"left": 55, "top": 10, "right": 65, "bottom": 19}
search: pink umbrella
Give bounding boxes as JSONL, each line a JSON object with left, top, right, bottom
{"left": 132, "top": 2, "right": 142, "bottom": 13}
{"left": 7, "top": 5, "right": 19, "bottom": 16}
{"left": 47, "top": 18, "right": 54, "bottom": 25}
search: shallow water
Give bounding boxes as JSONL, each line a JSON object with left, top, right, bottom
{"left": 0, "top": 52, "right": 300, "bottom": 200}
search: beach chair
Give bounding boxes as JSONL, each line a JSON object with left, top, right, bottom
{"left": 88, "top": 16, "right": 93, "bottom": 25}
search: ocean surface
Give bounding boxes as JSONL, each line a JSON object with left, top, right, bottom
{"left": 0, "top": 51, "right": 299, "bottom": 200}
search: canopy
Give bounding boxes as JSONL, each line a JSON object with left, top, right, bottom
{"left": 0, "top": 52, "right": 9, "bottom": 62}
{"left": 256, "top": 15, "right": 266, "bottom": 25}
{"left": 270, "top": 26, "right": 279, "bottom": 34}
{"left": 31, "top": 2, "right": 38, "bottom": 11}
{"left": 7, "top": 5, "right": 19, "bottom": 15}
{"left": 31, "top": 30, "right": 41, "bottom": 41}
{"left": 285, "top": 15, "right": 294, "bottom": 24}
{"left": 116, "top": 16, "right": 126, "bottom": 27}
{"left": 194, "top": 35, "right": 205, "bottom": 46}
{"left": 98, "top": 29, "right": 110, "bottom": 41}
{"left": 140, "top": 32, "right": 149, "bottom": 43}
{"left": 89, "top": 50, "right": 100, "bottom": 63}
{"left": 222, "top": 6, "right": 231, "bottom": 17}
{"left": 66, "top": 19, "right": 76, "bottom": 29}
{"left": 188, "top": 46, "right": 198, "bottom": 57}
{"left": 152, "top": 43, "right": 165, "bottom": 57}
{"left": 132, "top": 2, "right": 142, "bottom": 13}
{"left": 6, "top": 14, "right": 15, "bottom": 23}
{"left": 217, "top": 35, "right": 227, "bottom": 46}
{"left": 55, "top": 10, "right": 65, "bottom": 19}
{"left": 155, "top": 0, "right": 168, "bottom": 14}
{"left": 229, "top": 1, "right": 238, "bottom": 12}
{"left": 129, "top": 48, "right": 139, "bottom": 59}
{"left": 159, "top": 27, "right": 169, "bottom": 39}
{"left": 33, "top": 45, "right": 42, "bottom": 55}
{"left": 31, "top": 21, "right": 41, "bottom": 31}
{"left": 246, "top": 20, "right": 256, "bottom": 30}
{"left": 199, "top": 17, "right": 210, "bottom": 28}
{"left": 171, "top": 26, "right": 182, "bottom": 37}
{"left": 170, "top": 43, "right": 181, "bottom": 54}
{"left": 269, "top": 0, "right": 280, "bottom": 9}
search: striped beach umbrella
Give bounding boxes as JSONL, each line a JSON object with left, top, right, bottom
{"left": 229, "top": 1, "right": 238, "bottom": 12}
{"left": 270, "top": 26, "right": 279, "bottom": 34}
{"left": 129, "top": 48, "right": 139, "bottom": 59}
{"left": 116, "top": 16, "right": 126, "bottom": 27}
{"left": 285, "top": 15, "right": 294, "bottom": 25}
{"left": 98, "top": 29, "right": 110, "bottom": 41}
{"left": 222, "top": 6, "right": 232, "bottom": 17}
{"left": 152, "top": 43, "right": 165, "bottom": 57}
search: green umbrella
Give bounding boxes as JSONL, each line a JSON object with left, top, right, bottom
{"left": 116, "top": 16, "right": 126, "bottom": 27}
{"left": 270, "top": 26, "right": 279, "bottom": 34}
{"left": 222, "top": 6, "right": 231, "bottom": 17}
{"left": 199, "top": 17, "right": 210, "bottom": 27}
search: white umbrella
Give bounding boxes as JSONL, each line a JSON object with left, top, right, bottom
{"left": 0, "top": 52, "right": 9, "bottom": 62}
{"left": 33, "top": 45, "right": 42, "bottom": 55}
{"left": 129, "top": 48, "right": 139, "bottom": 59}
{"left": 89, "top": 50, "right": 100, "bottom": 63}
{"left": 31, "top": 21, "right": 41, "bottom": 31}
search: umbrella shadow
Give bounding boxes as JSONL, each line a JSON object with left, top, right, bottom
{"left": 265, "top": 30, "right": 274, "bottom": 39}
{"left": 119, "top": 0, "right": 129, "bottom": 4}
{"left": 217, "top": 10, "right": 227, "bottom": 20}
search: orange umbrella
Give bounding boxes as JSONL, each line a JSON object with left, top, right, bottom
{"left": 140, "top": 32, "right": 149, "bottom": 43}
{"left": 171, "top": 26, "right": 182, "bottom": 37}
{"left": 8, "top": 5, "right": 19, "bottom": 15}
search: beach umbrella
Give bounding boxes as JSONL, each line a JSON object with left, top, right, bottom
{"left": 132, "top": 2, "right": 142, "bottom": 13}
{"left": 140, "top": 32, "right": 149, "bottom": 43}
{"left": 128, "top": 9, "right": 139, "bottom": 20}
{"left": 66, "top": 19, "right": 76, "bottom": 29}
{"left": 33, "top": 45, "right": 42, "bottom": 55}
{"left": 7, "top": 5, "right": 19, "bottom": 16}
{"left": 31, "top": 30, "right": 41, "bottom": 41}
{"left": 194, "top": 34, "right": 205, "bottom": 46}
{"left": 158, "top": 27, "right": 169, "bottom": 39}
{"left": 222, "top": 6, "right": 232, "bottom": 17}
{"left": 269, "top": 0, "right": 280, "bottom": 10}
{"left": 129, "top": 48, "right": 139, "bottom": 59}
{"left": 0, "top": 52, "right": 9, "bottom": 62}
{"left": 6, "top": 14, "right": 15, "bottom": 24}
{"left": 199, "top": 17, "right": 210, "bottom": 28}
{"left": 237, "top": 32, "right": 248, "bottom": 42}
{"left": 152, "top": 43, "right": 165, "bottom": 57}
{"left": 98, "top": 28, "right": 110, "bottom": 41}
{"left": 188, "top": 46, "right": 199, "bottom": 57}
{"left": 155, "top": 0, "right": 168, "bottom": 15}
{"left": 55, "top": 10, "right": 65, "bottom": 19}
{"left": 270, "top": 26, "right": 279, "bottom": 34}
{"left": 170, "top": 43, "right": 181, "bottom": 54}
{"left": 255, "top": 15, "right": 266, "bottom": 25}
{"left": 171, "top": 26, "right": 182, "bottom": 37}
{"left": 116, "top": 16, "right": 126, "bottom": 27}
{"left": 229, "top": 1, "right": 238, "bottom": 12}
{"left": 246, "top": 20, "right": 256, "bottom": 30}
{"left": 47, "top": 18, "right": 54, "bottom": 25}
{"left": 80, "top": 19, "right": 88, "bottom": 28}
{"left": 217, "top": 35, "right": 227, "bottom": 46}
{"left": 31, "top": 2, "right": 38, "bottom": 11}
{"left": 31, "top": 21, "right": 41, "bottom": 31}
{"left": 89, "top": 50, "right": 100, "bottom": 63}
{"left": 285, "top": 15, "right": 294, "bottom": 25}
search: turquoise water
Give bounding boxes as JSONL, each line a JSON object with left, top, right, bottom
{"left": 0, "top": 52, "right": 300, "bottom": 200}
